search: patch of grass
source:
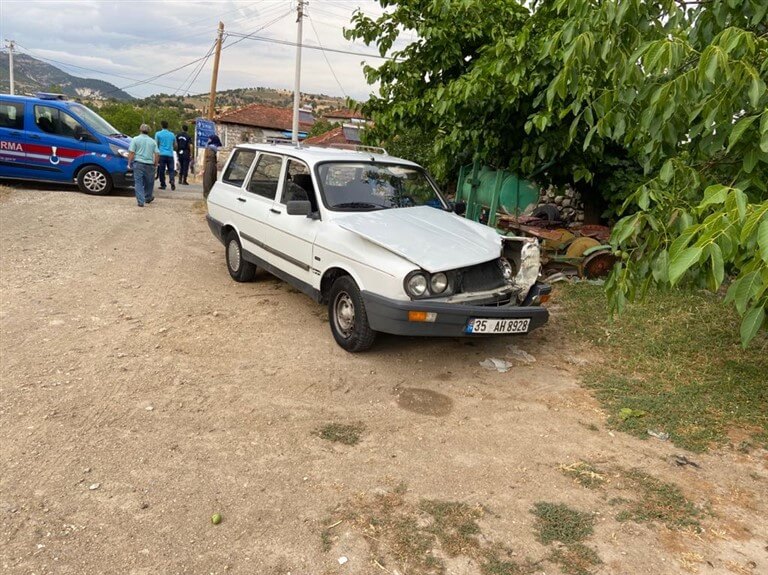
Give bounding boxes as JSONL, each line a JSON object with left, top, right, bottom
{"left": 324, "top": 486, "right": 533, "bottom": 575}
{"left": 616, "top": 469, "right": 702, "bottom": 530}
{"left": 531, "top": 502, "right": 594, "bottom": 545}
{"left": 559, "top": 461, "right": 606, "bottom": 489}
{"left": 313, "top": 422, "right": 365, "bottom": 445}
{"left": 558, "top": 284, "right": 768, "bottom": 452}
{"left": 420, "top": 499, "right": 483, "bottom": 557}
{"left": 550, "top": 543, "right": 602, "bottom": 575}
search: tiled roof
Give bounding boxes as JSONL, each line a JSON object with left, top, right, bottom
{"left": 303, "top": 126, "right": 347, "bottom": 146}
{"left": 322, "top": 108, "right": 367, "bottom": 120}
{"left": 304, "top": 124, "right": 362, "bottom": 146}
{"left": 215, "top": 104, "right": 312, "bottom": 131}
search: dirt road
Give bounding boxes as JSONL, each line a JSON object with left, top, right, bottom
{"left": 1, "top": 188, "right": 765, "bottom": 575}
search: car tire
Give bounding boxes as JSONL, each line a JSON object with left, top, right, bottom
{"left": 328, "top": 276, "right": 377, "bottom": 352}
{"left": 77, "top": 165, "right": 113, "bottom": 195}
{"left": 225, "top": 231, "right": 256, "bottom": 282}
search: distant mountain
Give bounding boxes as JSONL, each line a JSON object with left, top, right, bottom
{"left": 0, "top": 52, "right": 133, "bottom": 101}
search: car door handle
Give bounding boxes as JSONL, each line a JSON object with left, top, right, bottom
{"left": 270, "top": 208, "right": 281, "bottom": 214}
{"left": 29, "top": 134, "right": 41, "bottom": 140}
{"left": 10, "top": 131, "right": 21, "bottom": 137}
{"left": 237, "top": 197, "right": 247, "bottom": 203}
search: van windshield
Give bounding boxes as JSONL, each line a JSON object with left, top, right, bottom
{"left": 316, "top": 162, "right": 448, "bottom": 211}
{"left": 67, "top": 103, "right": 123, "bottom": 137}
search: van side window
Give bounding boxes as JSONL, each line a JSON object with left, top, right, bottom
{"left": 247, "top": 154, "right": 283, "bottom": 200}
{"left": 33, "top": 105, "right": 85, "bottom": 139}
{"left": 221, "top": 149, "right": 256, "bottom": 187}
{"left": 280, "top": 159, "right": 317, "bottom": 211}
{"left": 0, "top": 103, "right": 24, "bottom": 129}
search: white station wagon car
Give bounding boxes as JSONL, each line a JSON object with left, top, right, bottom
{"left": 206, "top": 143, "right": 550, "bottom": 352}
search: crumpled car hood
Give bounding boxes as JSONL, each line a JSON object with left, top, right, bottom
{"left": 334, "top": 206, "right": 502, "bottom": 273}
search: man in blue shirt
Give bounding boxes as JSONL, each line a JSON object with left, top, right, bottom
{"left": 155, "top": 120, "right": 176, "bottom": 190}
{"left": 128, "top": 124, "right": 159, "bottom": 207}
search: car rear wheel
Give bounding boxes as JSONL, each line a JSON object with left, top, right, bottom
{"left": 77, "top": 165, "right": 113, "bottom": 195}
{"left": 328, "top": 276, "right": 376, "bottom": 352}
{"left": 225, "top": 231, "right": 256, "bottom": 282}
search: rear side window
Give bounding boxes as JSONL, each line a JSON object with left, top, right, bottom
{"left": 247, "top": 154, "right": 283, "bottom": 199}
{"left": 0, "top": 102, "right": 24, "bottom": 129}
{"left": 221, "top": 149, "right": 256, "bottom": 186}
{"left": 34, "top": 105, "right": 85, "bottom": 138}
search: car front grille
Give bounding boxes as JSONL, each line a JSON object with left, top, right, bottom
{"left": 456, "top": 260, "right": 506, "bottom": 293}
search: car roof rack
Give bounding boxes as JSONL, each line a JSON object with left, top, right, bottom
{"left": 35, "top": 92, "right": 68, "bottom": 100}
{"left": 327, "top": 144, "right": 388, "bottom": 155}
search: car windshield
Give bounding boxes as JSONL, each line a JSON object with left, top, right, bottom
{"left": 316, "top": 162, "right": 447, "bottom": 211}
{"left": 67, "top": 102, "right": 123, "bottom": 137}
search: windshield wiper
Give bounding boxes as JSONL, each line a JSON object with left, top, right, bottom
{"left": 109, "top": 133, "right": 127, "bottom": 138}
{"left": 333, "top": 202, "right": 390, "bottom": 210}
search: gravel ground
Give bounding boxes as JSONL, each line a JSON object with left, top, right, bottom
{"left": 1, "top": 186, "right": 766, "bottom": 575}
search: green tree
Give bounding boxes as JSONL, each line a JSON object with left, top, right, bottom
{"left": 347, "top": 0, "right": 768, "bottom": 345}
{"left": 307, "top": 118, "right": 335, "bottom": 138}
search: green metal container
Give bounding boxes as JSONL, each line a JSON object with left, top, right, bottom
{"left": 456, "top": 162, "right": 540, "bottom": 227}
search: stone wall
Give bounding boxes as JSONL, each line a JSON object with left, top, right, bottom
{"left": 536, "top": 184, "right": 585, "bottom": 223}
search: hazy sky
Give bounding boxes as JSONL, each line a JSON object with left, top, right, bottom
{"left": 0, "top": 0, "right": 395, "bottom": 100}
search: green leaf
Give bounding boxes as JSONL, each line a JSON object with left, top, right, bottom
{"left": 741, "top": 204, "right": 768, "bottom": 244}
{"left": 699, "top": 184, "right": 729, "bottom": 208}
{"left": 748, "top": 74, "right": 764, "bottom": 109}
{"left": 709, "top": 243, "right": 725, "bottom": 289}
{"left": 758, "top": 218, "right": 768, "bottom": 263}
{"left": 651, "top": 250, "right": 669, "bottom": 283}
{"left": 659, "top": 160, "right": 674, "bottom": 183}
{"left": 734, "top": 271, "right": 762, "bottom": 314}
{"left": 740, "top": 305, "right": 765, "bottom": 348}
{"left": 727, "top": 115, "right": 758, "bottom": 153}
{"left": 668, "top": 246, "right": 703, "bottom": 285}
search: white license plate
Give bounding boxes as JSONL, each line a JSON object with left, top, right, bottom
{"left": 466, "top": 318, "right": 530, "bottom": 334}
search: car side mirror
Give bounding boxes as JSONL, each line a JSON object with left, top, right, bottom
{"left": 453, "top": 201, "right": 466, "bottom": 215}
{"left": 286, "top": 200, "right": 312, "bottom": 216}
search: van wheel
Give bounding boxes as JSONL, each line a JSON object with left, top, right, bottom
{"left": 225, "top": 231, "right": 256, "bottom": 282}
{"left": 328, "top": 276, "right": 376, "bottom": 352}
{"left": 77, "top": 166, "right": 113, "bottom": 195}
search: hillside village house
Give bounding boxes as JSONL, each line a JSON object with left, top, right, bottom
{"left": 303, "top": 124, "right": 364, "bottom": 147}
{"left": 213, "top": 103, "right": 314, "bottom": 163}
{"left": 322, "top": 108, "right": 368, "bottom": 125}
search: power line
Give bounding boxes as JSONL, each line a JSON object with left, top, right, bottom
{"left": 308, "top": 15, "right": 347, "bottom": 98}
{"left": 12, "top": 43, "right": 186, "bottom": 94}
{"left": 223, "top": 31, "right": 396, "bottom": 60}
{"left": 174, "top": 40, "right": 217, "bottom": 95}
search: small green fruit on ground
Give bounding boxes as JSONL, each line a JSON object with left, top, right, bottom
{"left": 211, "top": 513, "right": 222, "bottom": 525}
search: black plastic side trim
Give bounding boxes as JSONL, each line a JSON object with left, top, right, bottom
{"left": 240, "top": 232, "right": 310, "bottom": 271}
{"left": 206, "top": 214, "right": 225, "bottom": 244}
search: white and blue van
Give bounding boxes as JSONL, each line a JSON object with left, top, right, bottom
{"left": 0, "top": 93, "right": 132, "bottom": 195}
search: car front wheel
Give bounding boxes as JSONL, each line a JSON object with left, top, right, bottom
{"left": 328, "top": 276, "right": 376, "bottom": 352}
{"left": 225, "top": 231, "right": 256, "bottom": 282}
{"left": 77, "top": 165, "right": 113, "bottom": 195}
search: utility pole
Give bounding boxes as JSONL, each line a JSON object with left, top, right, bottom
{"left": 291, "top": 0, "right": 306, "bottom": 145}
{"left": 208, "top": 22, "right": 224, "bottom": 120}
{"left": 5, "top": 39, "right": 15, "bottom": 95}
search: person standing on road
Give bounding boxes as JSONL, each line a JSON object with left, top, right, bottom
{"left": 155, "top": 120, "right": 176, "bottom": 191}
{"left": 128, "top": 124, "right": 159, "bottom": 207}
{"left": 175, "top": 124, "right": 192, "bottom": 185}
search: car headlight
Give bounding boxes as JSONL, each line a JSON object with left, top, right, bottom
{"left": 109, "top": 144, "right": 129, "bottom": 159}
{"left": 405, "top": 273, "right": 428, "bottom": 297}
{"left": 430, "top": 272, "right": 448, "bottom": 293}
{"left": 498, "top": 258, "right": 514, "bottom": 281}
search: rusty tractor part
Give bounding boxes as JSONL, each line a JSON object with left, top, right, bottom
{"left": 565, "top": 236, "right": 601, "bottom": 258}
{"left": 582, "top": 250, "right": 617, "bottom": 278}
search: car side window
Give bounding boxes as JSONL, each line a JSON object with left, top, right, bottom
{"left": 246, "top": 154, "right": 283, "bottom": 199}
{"left": 33, "top": 105, "right": 84, "bottom": 138}
{"left": 221, "top": 149, "right": 256, "bottom": 187}
{"left": 0, "top": 103, "right": 24, "bottom": 130}
{"left": 279, "top": 159, "right": 317, "bottom": 210}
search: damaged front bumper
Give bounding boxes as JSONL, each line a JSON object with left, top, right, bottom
{"left": 361, "top": 282, "right": 551, "bottom": 337}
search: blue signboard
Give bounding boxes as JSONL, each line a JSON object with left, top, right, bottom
{"left": 195, "top": 118, "right": 216, "bottom": 148}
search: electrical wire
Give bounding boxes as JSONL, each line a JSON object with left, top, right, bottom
{"left": 223, "top": 31, "right": 395, "bottom": 60}
{"left": 174, "top": 40, "right": 217, "bottom": 95}
{"left": 308, "top": 15, "right": 347, "bottom": 98}
{"left": 12, "top": 43, "right": 185, "bottom": 94}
